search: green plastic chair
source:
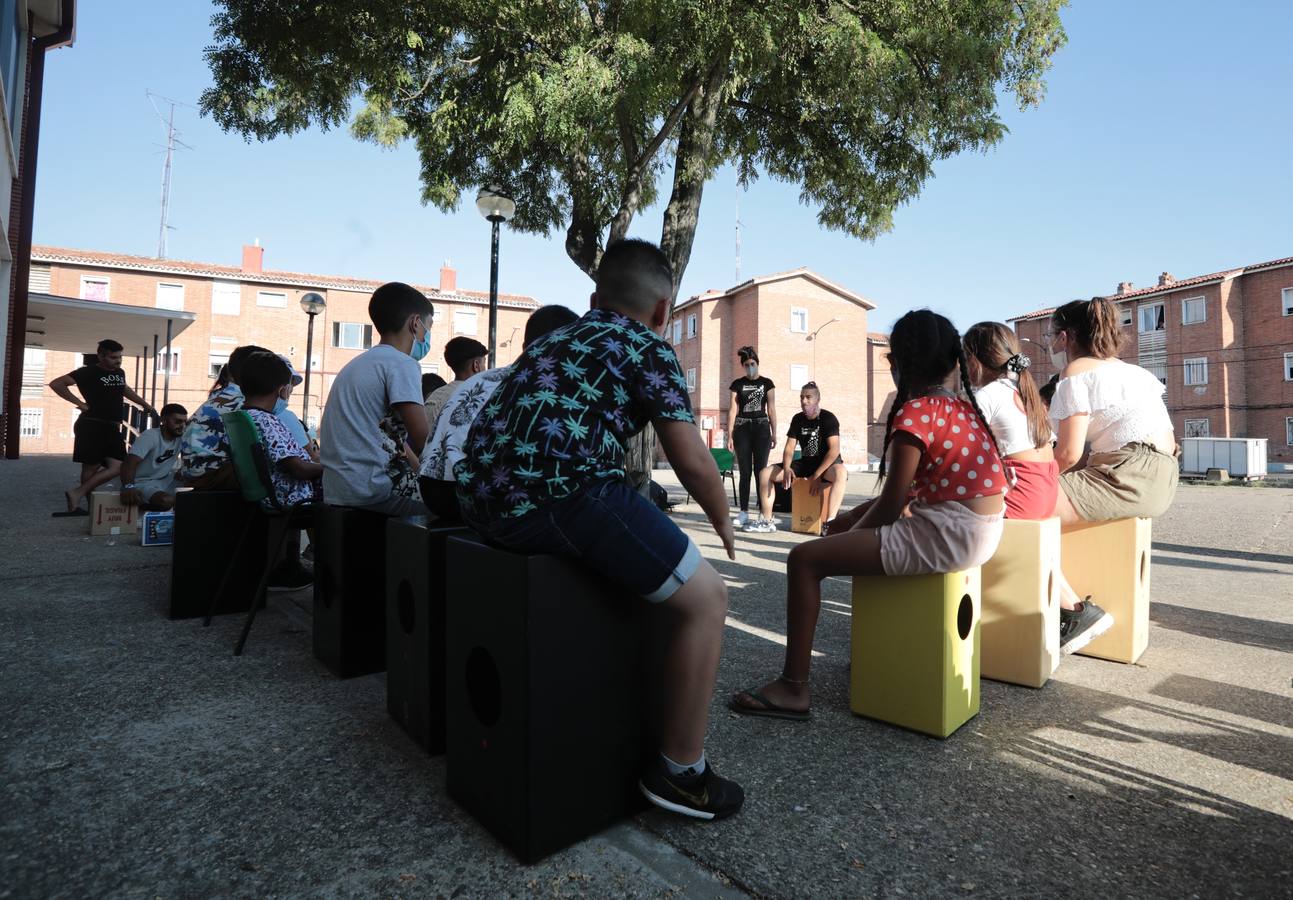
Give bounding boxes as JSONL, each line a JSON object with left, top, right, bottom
{"left": 204, "top": 410, "right": 317, "bottom": 655}
{"left": 710, "top": 447, "right": 739, "bottom": 506}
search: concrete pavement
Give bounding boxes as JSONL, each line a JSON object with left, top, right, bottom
{"left": 2, "top": 456, "right": 1290, "bottom": 898}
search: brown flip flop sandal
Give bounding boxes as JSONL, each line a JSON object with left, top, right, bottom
{"left": 729, "top": 689, "right": 811, "bottom": 721}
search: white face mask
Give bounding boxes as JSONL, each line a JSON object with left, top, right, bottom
{"left": 1049, "top": 349, "right": 1068, "bottom": 370}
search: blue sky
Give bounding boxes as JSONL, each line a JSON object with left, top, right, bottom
{"left": 33, "top": 1, "right": 1293, "bottom": 332}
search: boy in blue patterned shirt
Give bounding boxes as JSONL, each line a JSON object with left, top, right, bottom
{"left": 456, "top": 239, "right": 743, "bottom": 821}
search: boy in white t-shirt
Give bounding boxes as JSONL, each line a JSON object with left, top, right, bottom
{"left": 319, "top": 282, "right": 434, "bottom": 517}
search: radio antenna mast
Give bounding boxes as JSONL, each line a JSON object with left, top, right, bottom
{"left": 147, "top": 91, "right": 194, "bottom": 259}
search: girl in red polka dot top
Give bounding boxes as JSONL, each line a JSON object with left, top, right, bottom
{"left": 731, "top": 310, "right": 1006, "bottom": 721}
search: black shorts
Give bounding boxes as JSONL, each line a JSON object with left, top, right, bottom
{"left": 772, "top": 457, "right": 844, "bottom": 482}
{"left": 72, "top": 417, "right": 127, "bottom": 464}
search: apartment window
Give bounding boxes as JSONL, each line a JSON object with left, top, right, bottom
{"left": 790, "top": 307, "right": 808, "bottom": 334}
{"left": 454, "top": 310, "right": 478, "bottom": 335}
{"left": 156, "top": 282, "right": 185, "bottom": 311}
{"left": 1284, "top": 352, "right": 1293, "bottom": 382}
{"left": 1181, "top": 296, "right": 1205, "bottom": 325}
{"left": 212, "top": 281, "right": 241, "bottom": 316}
{"left": 1287, "top": 417, "right": 1293, "bottom": 446}
{"left": 1138, "top": 302, "right": 1165, "bottom": 333}
{"left": 789, "top": 363, "right": 809, "bottom": 390}
{"left": 672, "top": 320, "right": 682, "bottom": 344}
{"left": 332, "top": 322, "right": 373, "bottom": 350}
{"left": 80, "top": 276, "right": 110, "bottom": 301}
{"left": 420, "top": 362, "right": 440, "bottom": 375}
{"left": 1183, "top": 357, "right": 1208, "bottom": 386}
{"left": 21, "top": 348, "right": 46, "bottom": 399}
{"left": 209, "top": 354, "right": 230, "bottom": 379}
{"left": 1119, "top": 306, "right": 1133, "bottom": 326}
{"left": 1184, "top": 418, "right": 1210, "bottom": 438}
{"left": 1282, "top": 287, "right": 1293, "bottom": 316}
{"left": 19, "top": 409, "right": 42, "bottom": 438}
{"left": 1147, "top": 363, "right": 1167, "bottom": 385}
{"left": 29, "top": 263, "right": 51, "bottom": 293}
{"left": 686, "top": 314, "right": 697, "bottom": 338}
{"left": 156, "top": 349, "right": 182, "bottom": 375}
{"left": 256, "top": 290, "right": 287, "bottom": 308}
{"left": 686, "top": 368, "right": 696, "bottom": 392}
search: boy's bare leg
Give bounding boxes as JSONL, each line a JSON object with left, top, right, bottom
{"left": 733, "top": 528, "right": 883, "bottom": 713}
{"left": 657, "top": 559, "right": 728, "bottom": 763}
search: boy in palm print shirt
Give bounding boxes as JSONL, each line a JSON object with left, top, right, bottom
{"left": 455, "top": 239, "right": 745, "bottom": 822}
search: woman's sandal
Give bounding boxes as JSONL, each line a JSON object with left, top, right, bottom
{"left": 728, "top": 688, "right": 812, "bottom": 721}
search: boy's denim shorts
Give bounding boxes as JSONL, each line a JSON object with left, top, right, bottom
{"left": 465, "top": 479, "right": 701, "bottom": 603}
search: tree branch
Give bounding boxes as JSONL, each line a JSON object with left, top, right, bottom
{"left": 607, "top": 75, "right": 705, "bottom": 244}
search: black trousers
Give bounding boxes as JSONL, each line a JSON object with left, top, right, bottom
{"left": 732, "top": 418, "right": 772, "bottom": 512}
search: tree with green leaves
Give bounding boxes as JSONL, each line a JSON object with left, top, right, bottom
{"left": 204, "top": 0, "right": 1064, "bottom": 293}
{"left": 203, "top": 0, "right": 1065, "bottom": 483}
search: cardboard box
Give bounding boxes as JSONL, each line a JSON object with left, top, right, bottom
{"left": 141, "top": 510, "right": 175, "bottom": 546}
{"left": 790, "top": 479, "right": 823, "bottom": 534}
{"left": 89, "top": 491, "right": 139, "bottom": 536}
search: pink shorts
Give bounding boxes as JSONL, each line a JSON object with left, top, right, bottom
{"left": 879, "top": 500, "right": 1005, "bottom": 576}
{"left": 1003, "top": 458, "right": 1059, "bottom": 520}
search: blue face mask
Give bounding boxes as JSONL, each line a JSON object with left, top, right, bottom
{"left": 273, "top": 396, "right": 288, "bottom": 416}
{"left": 410, "top": 321, "right": 431, "bottom": 361}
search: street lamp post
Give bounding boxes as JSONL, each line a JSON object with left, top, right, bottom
{"left": 806, "top": 317, "right": 839, "bottom": 379}
{"left": 299, "top": 292, "right": 326, "bottom": 424}
{"left": 475, "top": 185, "right": 516, "bottom": 367}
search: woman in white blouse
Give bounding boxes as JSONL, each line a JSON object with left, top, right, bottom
{"left": 1044, "top": 296, "right": 1179, "bottom": 651}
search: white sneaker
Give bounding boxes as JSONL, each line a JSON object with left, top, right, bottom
{"left": 734, "top": 511, "right": 749, "bottom": 527}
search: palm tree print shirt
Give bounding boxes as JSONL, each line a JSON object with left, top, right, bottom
{"left": 454, "top": 308, "right": 694, "bottom": 520}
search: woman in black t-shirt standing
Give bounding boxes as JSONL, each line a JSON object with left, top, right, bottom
{"left": 726, "top": 346, "right": 776, "bottom": 524}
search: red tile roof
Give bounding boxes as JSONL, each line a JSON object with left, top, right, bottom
{"left": 675, "top": 266, "right": 876, "bottom": 311}
{"left": 1007, "top": 254, "right": 1293, "bottom": 323}
{"left": 31, "top": 245, "right": 540, "bottom": 309}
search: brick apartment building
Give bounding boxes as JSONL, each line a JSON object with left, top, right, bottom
{"left": 0, "top": 1, "right": 76, "bottom": 457}
{"left": 669, "top": 268, "right": 879, "bottom": 464}
{"left": 16, "top": 244, "right": 538, "bottom": 454}
{"left": 1011, "top": 254, "right": 1293, "bottom": 463}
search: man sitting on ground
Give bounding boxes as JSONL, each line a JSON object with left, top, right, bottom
{"left": 49, "top": 338, "right": 159, "bottom": 514}
{"left": 418, "top": 305, "right": 578, "bottom": 521}
{"left": 320, "top": 282, "right": 433, "bottom": 516}
{"left": 455, "top": 239, "right": 744, "bottom": 821}
{"left": 424, "top": 336, "right": 487, "bottom": 429}
{"left": 120, "top": 403, "right": 187, "bottom": 510}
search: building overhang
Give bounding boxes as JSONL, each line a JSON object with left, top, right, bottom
{"left": 29, "top": 0, "right": 76, "bottom": 44}
{"left": 24, "top": 293, "right": 196, "bottom": 354}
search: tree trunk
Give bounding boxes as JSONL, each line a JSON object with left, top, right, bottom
{"left": 660, "top": 55, "right": 728, "bottom": 301}
{"left": 626, "top": 55, "right": 729, "bottom": 496}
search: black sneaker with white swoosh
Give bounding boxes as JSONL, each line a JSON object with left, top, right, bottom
{"left": 639, "top": 757, "right": 745, "bottom": 820}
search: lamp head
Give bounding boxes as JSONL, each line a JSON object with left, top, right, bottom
{"left": 299, "top": 292, "right": 326, "bottom": 316}
{"left": 475, "top": 185, "right": 516, "bottom": 223}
